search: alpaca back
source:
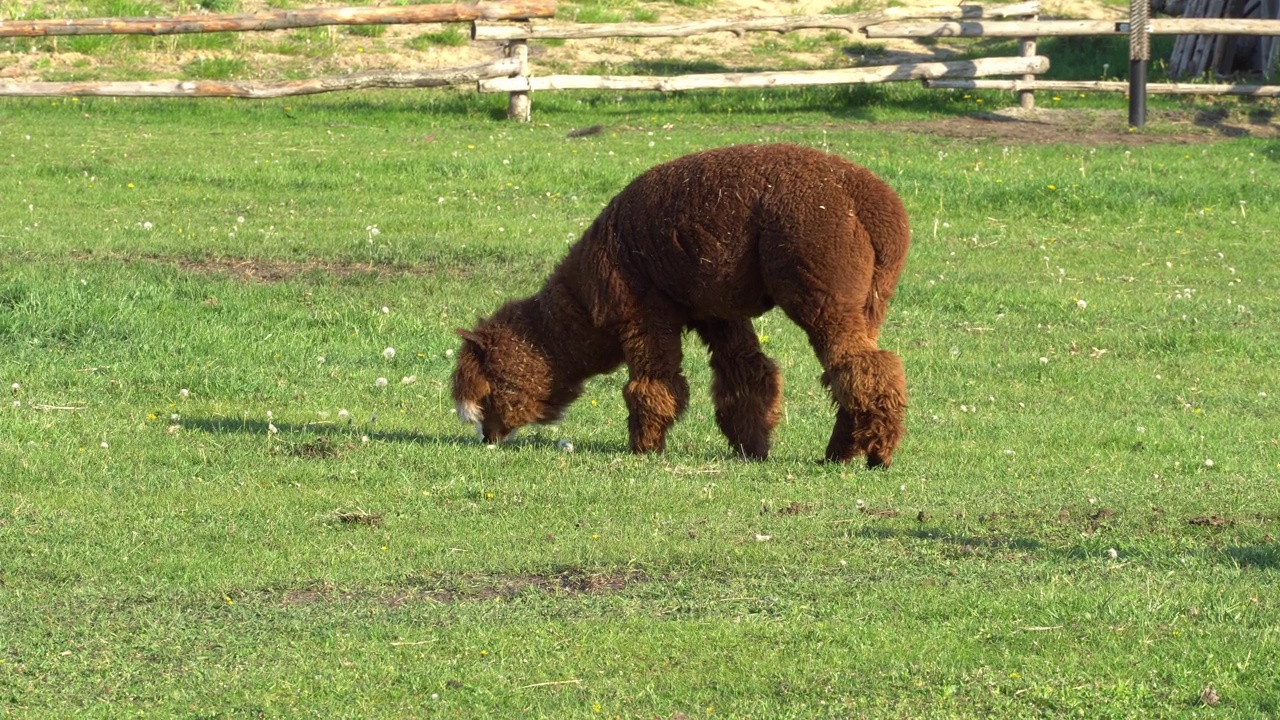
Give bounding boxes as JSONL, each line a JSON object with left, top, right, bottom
{"left": 570, "top": 144, "right": 908, "bottom": 327}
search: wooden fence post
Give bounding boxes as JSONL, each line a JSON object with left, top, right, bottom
{"left": 1019, "top": 12, "right": 1038, "bottom": 110}
{"left": 507, "top": 39, "right": 531, "bottom": 121}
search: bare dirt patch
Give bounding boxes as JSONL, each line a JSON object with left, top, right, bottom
{"left": 68, "top": 251, "right": 473, "bottom": 283}
{"left": 172, "top": 255, "right": 470, "bottom": 282}
{"left": 279, "top": 567, "right": 646, "bottom": 607}
{"left": 274, "top": 435, "right": 350, "bottom": 458}
{"left": 901, "top": 107, "right": 1280, "bottom": 144}
{"left": 333, "top": 507, "right": 384, "bottom": 525}
{"left": 1188, "top": 514, "right": 1234, "bottom": 527}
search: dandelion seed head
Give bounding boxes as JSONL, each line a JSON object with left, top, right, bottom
{"left": 338, "top": 409, "right": 350, "bottom": 421}
{"left": 268, "top": 423, "right": 278, "bottom": 435}
{"left": 557, "top": 439, "right": 575, "bottom": 453}
{"left": 381, "top": 306, "right": 390, "bottom": 314}
{"left": 10, "top": 383, "right": 18, "bottom": 393}
{"left": 445, "top": 348, "right": 454, "bottom": 358}
{"left": 1040, "top": 356, "right": 1049, "bottom": 364}
{"left": 1076, "top": 299, "right": 1088, "bottom": 309}
{"left": 401, "top": 375, "right": 417, "bottom": 386}
{"left": 1204, "top": 458, "right": 1214, "bottom": 468}
{"left": 1107, "top": 548, "right": 1118, "bottom": 559}
{"left": 170, "top": 413, "right": 180, "bottom": 422}
{"left": 383, "top": 347, "right": 396, "bottom": 360}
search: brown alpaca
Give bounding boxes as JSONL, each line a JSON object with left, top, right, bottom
{"left": 452, "top": 143, "right": 909, "bottom": 467}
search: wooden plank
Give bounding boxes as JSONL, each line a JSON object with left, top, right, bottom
{"left": 472, "top": 1, "right": 1041, "bottom": 40}
{"left": 865, "top": 17, "right": 1280, "bottom": 38}
{"left": 0, "top": 60, "right": 521, "bottom": 98}
{"left": 866, "top": 19, "right": 1115, "bottom": 37}
{"left": 0, "top": 1, "right": 555, "bottom": 38}
{"left": 926, "top": 77, "right": 1280, "bottom": 94}
{"left": 479, "top": 56, "right": 1049, "bottom": 93}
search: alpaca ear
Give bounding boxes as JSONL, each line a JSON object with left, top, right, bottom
{"left": 455, "top": 328, "right": 485, "bottom": 349}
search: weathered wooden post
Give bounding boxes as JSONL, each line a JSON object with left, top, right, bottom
{"left": 507, "top": 39, "right": 531, "bottom": 122}
{"left": 1018, "top": 11, "right": 1038, "bottom": 110}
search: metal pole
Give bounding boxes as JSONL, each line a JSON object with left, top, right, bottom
{"left": 1129, "top": 0, "right": 1151, "bottom": 128}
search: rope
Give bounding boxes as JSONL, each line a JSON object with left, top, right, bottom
{"left": 1130, "top": 0, "right": 1151, "bottom": 62}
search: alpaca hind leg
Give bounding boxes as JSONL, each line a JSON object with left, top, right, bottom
{"left": 620, "top": 318, "right": 689, "bottom": 455}
{"left": 771, "top": 262, "right": 905, "bottom": 466}
{"left": 692, "top": 319, "right": 782, "bottom": 460}
{"left": 821, "top": 350, "right": 906, "bottom": 467}
{"left": 764, "top": 214, "right": 906, "bottom": 466}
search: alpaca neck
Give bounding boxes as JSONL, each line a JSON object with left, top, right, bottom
{"left": 522, "top": 272, "right": 622, "bottom": 384}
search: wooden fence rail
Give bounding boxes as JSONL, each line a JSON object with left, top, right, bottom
{"left": 479, "top": 57, "right": 1049, "bottom": 94}
{"left": 927, "top": 78, "right": 1280, "bottom": 95}
{"left": 0, "top": 1, "right": 554, "bottom": 37}
{"left": 864, "top": 18, "right": 1280, "bottom": 37}
{"left": 0, "top": 60, "right": 521, "bottom": 98}
{"left": 471, "top": 2, "right": 1040, "bottom": 40}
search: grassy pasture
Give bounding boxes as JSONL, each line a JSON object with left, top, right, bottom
{"left": 2, "top": 88, "right": 1279, "bottom": 717}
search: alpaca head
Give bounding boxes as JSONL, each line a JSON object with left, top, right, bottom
{"left": 451, "top": 323, "right": 581, "bottom": 444}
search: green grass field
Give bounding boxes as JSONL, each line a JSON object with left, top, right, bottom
{"left": 2, "top": 87, "right": 1279, "bottom": 717}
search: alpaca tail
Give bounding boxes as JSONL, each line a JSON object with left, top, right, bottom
{"left": 854, "top": 177, "right": 911, "bottom": 334}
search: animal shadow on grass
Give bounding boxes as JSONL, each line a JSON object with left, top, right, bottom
{"left": 1221, "top": 545, "right": 1280, "bottom": 571}
{"left": 857, "top": 524, "right": 1280, "bottom": 571}
{"left": 855, "top": 526, "right": 1045, "bottom": 557}
{"left": 179, "top": 415, "right": 630, "bottom": 455}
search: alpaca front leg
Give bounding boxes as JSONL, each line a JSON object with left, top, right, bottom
{"left": 694, "top": 319, "right": 782, "bottom": 460}
{"left": 623, "top": 375, "right": 690, "bottom": 454}
{"left": 821, "top": 350, "right": 907, "bottom": 468}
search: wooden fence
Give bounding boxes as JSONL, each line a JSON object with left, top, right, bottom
{"left": 3, "top": 0, "right": 1278, "bottom": 120}
{"left": 476, "top": 1, "right": 1280, "bottom": 120}
{"left": 0, "top": 1, "right": 552, "bottom": 98}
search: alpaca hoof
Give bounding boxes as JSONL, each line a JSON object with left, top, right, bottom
{"left": 823, "top": 449, "right": 857, "bottom": 464}
{"left": 866, "top": 452, "right": 891, "bottom": 469}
